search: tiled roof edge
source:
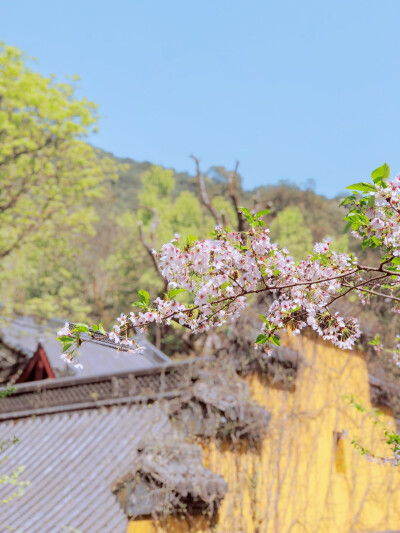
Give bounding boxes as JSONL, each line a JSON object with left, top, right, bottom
{"left": 0, "top": 357, "right": 215, "bottom": 420}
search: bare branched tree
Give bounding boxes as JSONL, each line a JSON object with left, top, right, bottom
{"left": 190, "top": 155, "right": 222, "bottom": 226}
{"left": 138, "top": 206, "right": 168, "bottom": 295}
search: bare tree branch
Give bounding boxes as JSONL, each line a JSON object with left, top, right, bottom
{"left": 225, "top": 161, "right": 246, "bottom": 232}
{"left": 190, "top": 155, "right": 222, "bottom": 226}
{"left": 139, "top": 205, "right": 159, "bottom": 248}
{"left": 138, "top": 209, "right": 168, "bottom": 294}
{"left": 138, "top": 207, "right": 169, "bottom": 349}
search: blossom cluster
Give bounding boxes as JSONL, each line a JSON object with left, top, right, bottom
{"left": 350, "top": 175, "right": 400, "bottom": 254}
{"left": 57, "top": 323, "right": 83, "bottom": 369}
{"left": 107, "top": 227, "right": 361, "bottom": 354}
{"left": 58, "top": 164, "right": 400, "bottom": 372}
{"left": 363, "top": 449, "right": 400, "bottom": 467}
{"left": 391, "top": 335, "right": 400, "bottom": 369}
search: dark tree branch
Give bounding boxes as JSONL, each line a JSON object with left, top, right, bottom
{"left": 225, "top": 161, "right": 246, "bottom": 232}
{"left": 139, "top": 205, "right": 159, "bottom": 249}
{"left": 190, "top": 155, "right": 222, "bottom": 226}
{"left": 138, "top": 210, "right": 168, "bottom": 294}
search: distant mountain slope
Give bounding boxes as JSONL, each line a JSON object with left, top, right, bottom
{"left": 97, "top": 147, "right": 346, "bottom": 244}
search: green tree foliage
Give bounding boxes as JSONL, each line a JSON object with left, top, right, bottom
{"left": 138, "top": 165, "right": 205, "bottom": 244}
{"left": 87, "top": 166, "right": 212, "bottom": 324}
{"left": 0, "top": 44, "right": 121, "bottom": 318}
{"left": 270, "top": 206, "right": 313, "bottom": 259}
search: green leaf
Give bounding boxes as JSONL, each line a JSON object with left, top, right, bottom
{"left": 186, "top": 235, "right": 197, "bottom": 246}
{"left": 270, "top": 334, "right": 280, "bottom": 346}
{"left": 345, "top": 211, "right": 369, "bottom": 222}
{"left": 169, "top": 288, "right": 187, "bottom": 299}
{"left": 98, "top": 323, "right": 106, "bottom": 335}
{"left": 239, "top": 207, "right": 252, "bottom": 218}
{"left": 371, "top": 163, "right": 390, "bottom": 186}
{"left": 92, "top": 324, "right": 98, "bottom": 332}
{"left": 73, "top": 322, "right": 89, "bottom": 329}
{"left": 254, "top": 209, "right": 271, "bottom": 219}
{"left": 71, "top": 323, "right": 89, "bottom": 333}
{"left": 134, "top": 301, "right": 147, "bottom": 309}
{"left": 62, "top": 340, "right": 75, "bottom": 353}
{"left": 239, "top": 206, "right": 255, "bottom": 225}
{"left": 346, "top": 182, "right": 377, "bottom": 193}
{"left": 362, "top": 238, "right": 372, "bottom": 250}
{"left": 259, "top": 315, "right": 270, "bottom": 328}
{"left": 339, "top": 195, "right": 356, "bottom": 207}
{"left": 255, "top": 334, "right": 268, "bottom": 344}
{"left": 137, "top": 289, "right": 149, "bottom": 307}
{"left": 344, "top": 221, "right": 353, "bottom": 232}
{"left": 59, "top": 335, "right": 73, "bottom": 342}
{"left": 368, "top": 334, "right": 380, "bottom": 346}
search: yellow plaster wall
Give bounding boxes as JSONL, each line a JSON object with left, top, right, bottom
{"left": 128, "top": 336, "right": 400, "bottom": 533}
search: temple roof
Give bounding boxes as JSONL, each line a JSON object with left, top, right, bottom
{"left": 0, "top": 316, "right": 171, "bottom": 382}
{"left": 0, "top": 403, "right": 173, "bottom": 532}
{"left": 0, "top": 358, "right": 255, "bottom": 532}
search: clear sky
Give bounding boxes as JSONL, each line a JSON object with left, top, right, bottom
{"left": 2, "top": 0, "right": 400, "bottom": 197}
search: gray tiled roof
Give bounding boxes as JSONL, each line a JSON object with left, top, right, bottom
{"left": 0, "top": 357, "right": 270, "bottom": 532}
{"left": 0, "top": 403, "right": 174, "bottom": 533}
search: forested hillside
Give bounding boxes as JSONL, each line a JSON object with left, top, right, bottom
{"left": 90, "top": 149, "right": 351, "bottom": 324}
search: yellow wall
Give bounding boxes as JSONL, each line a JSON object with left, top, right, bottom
{"left": 128, "top": 336, "right": 400, "bottom": 533}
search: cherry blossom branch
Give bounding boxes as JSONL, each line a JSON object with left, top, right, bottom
{"left": 57, "top": 163, "right": 400, "bottom": 372}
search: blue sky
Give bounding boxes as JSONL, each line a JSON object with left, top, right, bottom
{"left": 2, "top": 0, "right": 400, "bottom": 197}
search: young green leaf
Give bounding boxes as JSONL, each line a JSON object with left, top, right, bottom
{"left": 371, "top": 163, "right": 390, "bottom": 186}
{"left": 362, "top": 238, "right": 372, "bottom": 250}
{"left": 345, "top": 182, "right": 376, "bottom": 193}
{"left": 339, "top": 195, "right": 356, "bottom": 207}
{"left": 59, "top": 335, "right": 73, "bottom": 343}
{"left": 255, "top": 334, "right": 268, "bottom": 344}
{"left": 259, "top": 315, "right": 270, "bottom": 328}
{"left": 138, "top": 289, "right": 150, "bottom": 305}
{"left": 71, "top": 323, "right": 89, "bottom": 333}
{"left": 133, "top": 300, "right": 147, "bottom": 309}
{"left": 62, "top": 340, "right": 75, "bottom": 353}
{"left": 254, "top": 209, "right": 271, "bottom": 219}
{"left": 368, "top": 334, "right": 380, "bottom": 346}
{"left": 169, "top": 288, "right": 187, "bottom": 299}
{"left": 186, "top": 235, "right": 197, "bottom": 246}
{"left": 270, "top": 334, "right": 280, "bottom": 347}
{"left": 238, "top": 206, "right": 255, "bottom": 225}
{"left": 239, "top": 206, "right": 252, "bottom": 218}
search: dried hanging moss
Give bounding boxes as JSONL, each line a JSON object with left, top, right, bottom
{"left": 112, "top": 441, "right": 227, "bottom": 520}
{"left": 166, "top": 366, "right": 271, "bottom": 444}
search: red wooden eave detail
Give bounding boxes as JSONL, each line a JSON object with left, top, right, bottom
{"left": 16, "top": 343, "right": 55, "bottom": 383}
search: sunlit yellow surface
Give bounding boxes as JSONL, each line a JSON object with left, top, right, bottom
{"left": 128, "top": 336, "right": 400, "bottom": 532}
